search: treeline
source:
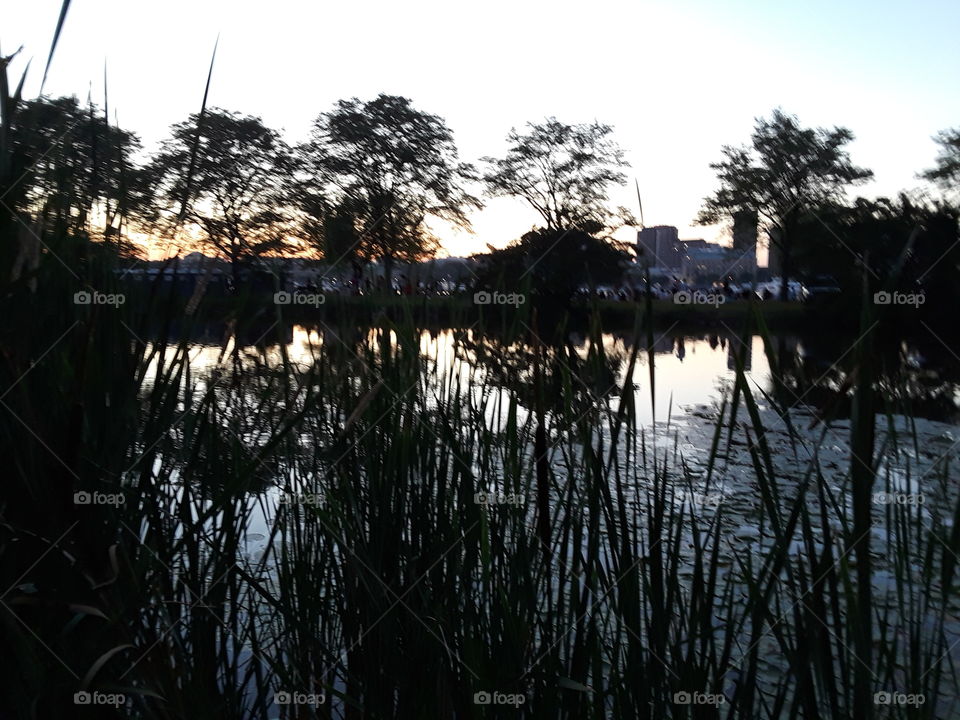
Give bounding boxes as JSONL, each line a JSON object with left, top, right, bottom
{"left": 0, "top": 91, "right": 636, "bottom": 289}
{"left": 1, "top": 85, "right": 958, "bottom": 320}
{"left": 697, "top": 110, "right": 960, "bottom": 316}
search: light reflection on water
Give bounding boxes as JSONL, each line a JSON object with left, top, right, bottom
{"left": 141, "top": 324, "right": 960, "bottom": 705}
{"left": 142, "top": 323, "right": 960, "bottom": 537}
{"left": 146, "top": 326, "right": 776, "bottom": 429}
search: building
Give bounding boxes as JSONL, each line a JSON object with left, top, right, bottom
{"left": 678, "top": 237, "right": 756, "bottom": 282}
{"left": 680, "top": 243, "right": 732, "bottom": 279}
{"left": 732, "top": 210, "right": 758, "bottom": 267}
{"left": 636, "top": 226, "right": 681, "bottom": 269}
{"left": 635, "top": 221, "right": 758, "bottom": 282}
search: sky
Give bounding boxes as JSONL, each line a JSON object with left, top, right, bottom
{"left": 3, "top": 0, "right": 959, "bottom": 259}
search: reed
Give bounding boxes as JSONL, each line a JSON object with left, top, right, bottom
{"left": 1, "top": 10, "right": 958, "bottom": 718}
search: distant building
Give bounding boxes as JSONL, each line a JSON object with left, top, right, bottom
{"left": 732, "top": 210, "right": 758, "bottom": 267}
{"left": 681, "top": 244, "right": 732, "bottom": 279}
{"left": 673, "top": 213, "right": 758, "bottom": 282}
{"left": 635, "top": 221, "right": 758, "bottom": 282}
{"left": 637, "top": 226, "right": 681, "bottom": 269}
{"left": 678, "top": 234, "right": 756, "bottom": 282}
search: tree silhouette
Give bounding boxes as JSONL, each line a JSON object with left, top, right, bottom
{"left": 3, "top": 96, "right": 143, "bottom": 245}
{"left": 482, "top": 118, "right": 633, "bottom": 233}
{"left": 300, "top": 94, "right": 479, "bottom": 290}
{"left": 922, "top": 128, "right": 960, "bottom": 201}
{"left": 149, "top": 108, "right": 296, "bottom": 286}
{"left": 792, "top": 196, "right": 959, "bottom": 328}
{"left": 474, "top": 227, "right": 628, "bottom": 302}
{"left": 698, "top": 109, "right": 872, "bottom": 301}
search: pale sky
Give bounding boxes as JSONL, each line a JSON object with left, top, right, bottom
{"left": 3, "top": 0, "right": 959, "bottom": 258}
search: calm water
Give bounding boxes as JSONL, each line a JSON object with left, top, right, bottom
{"left": 148, "top": 323, "right": 960, "bottom": 426}
{"left": 147, "top": 323, "right": 960, "bottom": 544}
{"left": 138, "top": 323, "right": 960, "bottom": 714}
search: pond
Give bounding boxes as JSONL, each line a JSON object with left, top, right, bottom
{"left": 132, "top": 322, "right": 960, "bottom": 717}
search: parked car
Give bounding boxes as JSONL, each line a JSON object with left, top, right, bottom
{"left": 756, "top": 278, "right": 806, "bottom": 301}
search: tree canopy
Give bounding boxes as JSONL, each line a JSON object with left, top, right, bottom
{"left": 148, "top": 108, "right": 296, "bottom": 278}
{"left": 299, "top": 94, "right": 480, "bottom": 281}
{"left": 789, "top": 196, "right": 959, "bottom": 329}
{"left": 482, "top": 118, "right": 632, "bottom": 234}
{"left": 474, "top": 227, "right": 628, "bottom": 302}
{"left": 698, "top": 109, "right": 872, "bottom": 299}
{"left": 922, "top": 128, "right": 960, "bottom": 200}
{"left": 4, "top": 96, "right": 143, "bottom": 240}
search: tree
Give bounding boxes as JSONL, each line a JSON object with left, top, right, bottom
{"left": 149, "top": 108, "right": 295, "bottom": 287}
{"left": 474, "top": 227, "right": 628, "bottom": 302}
{"left": 697, "top": 109, "right": 872, "bottom": 301}
{"left": 793, "top": 196, "right": 959, "bottom": 327}
{"left": 482, "top": 118, "right": 633, "bottom": 233}
{"left": 3, "top": 96, "right": 143, "bottom": 243}
{"left": 301, "top": 198, "right": 367, "bottom": 288}
{"left": 922, "top": 128, "right": 960, "bottom": 200}
{"left": 299, "top": 94, "right": 480, "bottom": 290}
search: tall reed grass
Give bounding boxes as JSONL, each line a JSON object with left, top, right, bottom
{"left": 1, "top": 11, "right": 958, "bottom": 717}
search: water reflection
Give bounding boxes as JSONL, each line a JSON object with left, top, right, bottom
{"left": 142, "top": 321, "right": 960, "bottom": 425}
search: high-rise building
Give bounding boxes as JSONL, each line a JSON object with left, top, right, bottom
{"left": 733, "top": 211, "right": 758, "bottom": 256}
{"left": 636, "top": 226, "right": 680, "bottom": 269}
{"left": 730, "top": 210, "right": 759, "bottom": 275}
